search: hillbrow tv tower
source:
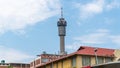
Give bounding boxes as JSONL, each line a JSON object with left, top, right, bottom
{"left": 57, "top": 8, "right": 67, "bottom": 55}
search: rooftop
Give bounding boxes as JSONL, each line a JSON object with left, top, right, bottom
{"left": 37, "top": 46, "right": 115, "bottom": 67}
{"left": 76, "top": 46, "right": 115, "bottom": 57}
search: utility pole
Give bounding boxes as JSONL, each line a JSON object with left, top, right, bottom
{"left": 94, "top": 48, "right": 98, "bottom": 65}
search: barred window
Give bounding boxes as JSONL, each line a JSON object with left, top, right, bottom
{"left": 41, "top": 58, "right": 49, "bottom": 63}
{"left": 72, "top": 57, "right": 76, "bottom": 67}
{"left": 82, "top": 56, "right": 91, "bottom": 66}
{"left": 105, "top": 57, "right": 112, "bottom": 63}
{"left": 97, "top": 57, "right": 104, "bottom": 64}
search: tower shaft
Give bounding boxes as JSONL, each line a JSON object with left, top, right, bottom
{"left": 60, "top": 36, "right": 65, "bottom": 55}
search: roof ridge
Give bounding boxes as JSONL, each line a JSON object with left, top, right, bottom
{"left": 80, "top": 46, "right": 115, "bottom": 50}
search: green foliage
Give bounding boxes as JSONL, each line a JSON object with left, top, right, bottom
{"left": 1, "top": 60, "right": 5, "bottom": 64}
{"left": 8, "top": 66, "right": 12, "bottom": 68}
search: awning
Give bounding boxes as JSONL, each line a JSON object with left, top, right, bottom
{"left": 92, "top": 61, "right": 120, "bottom": 68}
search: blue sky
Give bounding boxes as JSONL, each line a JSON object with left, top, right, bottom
{"left": 0, "top": 0, "right": 120, "bottom": 63}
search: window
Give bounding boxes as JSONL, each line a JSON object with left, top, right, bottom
{"left": 105, "top": 57, "right": 112, "bottom": 63}
{"left": 72, "top": 57, "right": 76, "bottom": 68}
{"left": 41, "top": 58, "right": 49, "bottom": 63}
{"left": 97, "top": 57, "right": 104, "bottom": 64}
{"left": 82, "top": 56, "right": 91, "bottom": 66}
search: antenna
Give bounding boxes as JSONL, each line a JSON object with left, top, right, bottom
{"left": 61, "top": 7, "right": 63, "bottom": 18}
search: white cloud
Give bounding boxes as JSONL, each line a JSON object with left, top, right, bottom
{"left": 0, "top": 46, "right": 33, "bottom": 63}
{"left": 0, "top": 0, "right": 60, "bottom": 34}
{"left": 106, "top": 0, "right": 120, "bottom": 10}
{"left": 104, "top": 17, "right": 115, "bottom": 25}
{"left": 66, "top": 42, "right": 81, "bottom": 50}
{"left": 66, "top": 29, "right": 120, "bottom": 51}
{"left": 66, "top": 42, "right": 82, "bottom": 53}
{"left": 75, "top": 0, "right": 120, "bottom": 19}
{"left": 80, "top": 0, "right": 104, "bottom": 18}
{"left": 110, "top": 36, "right": 120, "bottom": 45}
{"left": 74, "top": 29, "right": 109, "bottom": 44}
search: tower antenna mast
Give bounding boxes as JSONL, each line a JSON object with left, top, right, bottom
{"left": 61, "top": 7, "right": 63, "bottom": 18}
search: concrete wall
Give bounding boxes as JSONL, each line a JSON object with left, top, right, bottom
{"left": 46, "top": 64, "right": 50, "bottom": 68}
{"left": 114, "top": 49, "right": 120, "bottom": 61}
{"left": 38, "top": 56, "right": 73, "bottom": 68}
{"left": 76, "top": 56, "right": 82, "bottom": 68}
{"left": 63, "top": 58, "right": 71, "bottom": 68}
{"left": 58, "top": 61, "right": 62, "bottom": 68}
{"left": 0, "top": 66, "right": 8, "bottom": 68}
{"left": 53, "top": 63, "right": 57, "bottom": 68}
{"left": 91, "top": 57, "right": 96, "bottom": 66}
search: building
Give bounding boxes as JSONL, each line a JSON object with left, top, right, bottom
{"left": 9, "top": 63, "right": 30, "bottom": 68}
{"left": 0, "top": 63, "right": 30, "bottom": 68}
{"left": 30, "top": 53, "right": 66, "bottom": 68}
{"left": 34, "top": 46, "right": 120, "bottom": 68}
{"left": 0, "top": 66, "right": 8, "bottom": 68}
{"left": 0, "top": 63, "right": 9, "bottom": 68}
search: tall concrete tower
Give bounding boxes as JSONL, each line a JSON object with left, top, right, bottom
{"left": 57, "top": 8, "right": 67, "bottom": 55}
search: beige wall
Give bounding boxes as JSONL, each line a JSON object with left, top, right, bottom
{"left": 46, "top": 64, "right": 50, "bottom": 68}
{"left": 91, "top": 57, "right": 96, "bottom": 66}
{"left": 53, "top": 63, "right": 57, "bottom": 68}
{"left": 114, "top": 49, "right": 120, "bottom": 61}
{"left": 63, "top": 58, "right": 71, "bottom": 68}
{"left": 76, "top": 56, "right": 82, "bottom": 68}
{"left": 58, "top": 61, "right": 62, "bottom": 68}
{"left": 38, "top": 56, "right": 73, "bottom": 68}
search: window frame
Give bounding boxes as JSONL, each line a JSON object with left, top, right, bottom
{"left": 82, "top": 55, "right": 91, "bottom": 66}
{"left": 97, "top": 57, "right": 104, "bottom": 64}
{"left": 105, "top": 57, "right": 113, "bottom": 63}
{"left": 71, "top": 56, "right": 76, "bottom": 68}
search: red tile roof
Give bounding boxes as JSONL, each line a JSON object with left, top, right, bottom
{"left": 37, "top": 46, "right": 115, "bottom": 67}
{"left": 76, "top": 46, "right": 115, "bottom": 57}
